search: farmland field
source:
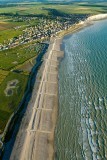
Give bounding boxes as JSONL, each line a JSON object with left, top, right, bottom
{"left": 0, "top": 2, "right": 107, "bottom": 43}
{"left": 0, "top": 17, "right": 40, "bottom": 43}
{"left": 0, "top": 43, "right": 44, "bottom": 70}
{"left": 0, "top": 70, "right": 8, "bottom": 84}
{"left": 0, "top": 42, "right": 46, "bottom": 133}
{"left": 0, "top": 72, "right": 28, "bottom": 133}
{"left": 0, "top": 2, "right": 107, "bottom": 15}
{"left": 0, "top": 18, "right": 27, "bottom": 43}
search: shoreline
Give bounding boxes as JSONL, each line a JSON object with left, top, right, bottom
{"left": 54, "top": 13, "right": 107, "bottom": 159}
{"left": 5, "top": 13, "right": 107, "bottom": 160}
{"left": 57, "top": 13, "right": 107, "bottom": 38}
{"left": 55, "top": 13, "right": 107, "bottom": 160}
{"left": 10, "top": 37, "right": 64, "bottom": 160}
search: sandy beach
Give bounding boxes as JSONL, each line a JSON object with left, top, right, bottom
{"left": 10, "top": 37, "right": 64, "bottom": 160}
{"left": 57, "top": 13, "right": 107, "bottom": 38}
{"left": 9, "top": 13, "right": 107, "bottom": 160}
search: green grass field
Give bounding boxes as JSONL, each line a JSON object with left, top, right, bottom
{"left": 0, "top": 43, "right": 43, "bottom": 70}
{"left": 0, "top": 17, "right": 27, "bottom": 43}
{"left": 0, "top": 42, "right": 45, "bottom": 133}
{"left": 0, "top": 2, "right": 107, "bottom": 15}
{"left": 0, "top": 19, "right": 26, "bottom": 43}
{"left": 0, "top": 70, "right": 9, "bottom": 84}
{"left": 0, "top": 72, "right": 28, "bottom": 133}
{"left": 0, "top": 17, "right": 39, "bottom": 43}
{"left": 0, "top": 2, "right": 107, "bottom": 44}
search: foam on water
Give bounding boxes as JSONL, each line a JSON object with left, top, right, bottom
{"left": 55, "top": 19, "right": 107, "bottom": 160}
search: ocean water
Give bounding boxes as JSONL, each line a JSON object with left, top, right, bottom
{"left": 55, "top": 19, "right": 107, "bottom": 160}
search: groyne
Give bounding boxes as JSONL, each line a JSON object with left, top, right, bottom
{"left": 10, "top": 37, "right": 64, "bottom": 160}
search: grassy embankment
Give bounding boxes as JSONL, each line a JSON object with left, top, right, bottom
{"left": 0, "top": 42, "right": 45, "bottom": 134}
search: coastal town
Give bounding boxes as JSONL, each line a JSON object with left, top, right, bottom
{"left": 0, "top": 14, "right": 88, "bottom": 51}
{"left": 0, "top": 0, "right": 107, "bottom": 159}
{"left": 0, "top": 10, "right": 89, "bottom": 159}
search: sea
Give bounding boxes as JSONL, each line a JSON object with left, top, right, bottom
{"left": 55, "top": 19, "right": 107, "bottom": 160}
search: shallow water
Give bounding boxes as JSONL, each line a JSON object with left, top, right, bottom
{"left": 55, "top": 19, "right": 107, "bottom": 160}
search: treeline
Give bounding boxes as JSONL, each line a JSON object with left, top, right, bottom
{"left": 0, "top": 4, "right": 17, "bottom": 8}
{"left": 0, "top": 9, "right": 89, "bottom": 25}
{"left": 0, "top": 12, "right": 48, "bottom": 18}
{"left": 44, "top": 8, "right": 89, "bottom": 22}
{"left": 43, "top": 8, "right": 89, "bottom": 17}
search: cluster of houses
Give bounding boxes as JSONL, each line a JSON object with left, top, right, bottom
{"left": 0, "top": 15, "right": 87, "bottom": 51}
